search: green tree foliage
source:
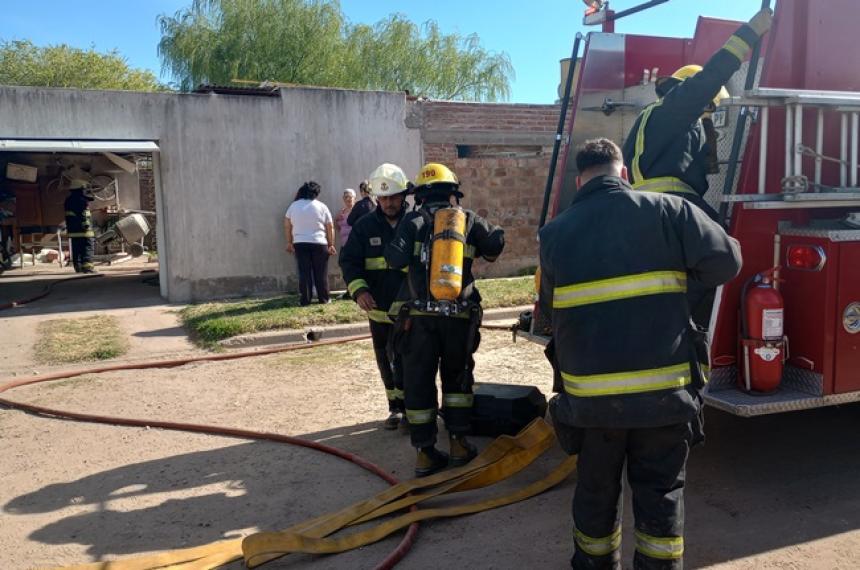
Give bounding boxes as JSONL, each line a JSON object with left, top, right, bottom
{"left": 158, "top": 0, "right": 513, "bottom": 101}
{"left": 0, "top": 39, "right": 164, "bottom": 91}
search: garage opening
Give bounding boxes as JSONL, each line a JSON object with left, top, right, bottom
{"left": 0, "top": 140, "right": 164, "bottom": 309}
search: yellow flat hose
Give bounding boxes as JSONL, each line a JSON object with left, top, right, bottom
{"left": 52, "top": 419, "right": 577, "bottom": 570}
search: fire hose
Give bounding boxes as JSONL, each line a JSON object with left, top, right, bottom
{"left": 1, "top": 334, "right": 575, "bottom": 569}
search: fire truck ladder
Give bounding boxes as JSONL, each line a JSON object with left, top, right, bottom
{"left": 722, "top": 88, "right": 860, "bottom": 210}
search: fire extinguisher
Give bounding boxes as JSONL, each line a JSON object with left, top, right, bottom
{"left": 738, "top": 267, "right": 787, "bottom": 393}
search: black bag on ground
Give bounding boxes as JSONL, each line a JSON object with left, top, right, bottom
{"left": 469, "top": 383, "right": 547, "bottom": 437}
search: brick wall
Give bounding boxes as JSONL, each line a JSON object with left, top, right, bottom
{"left": 416, "top": 100, "right": 572, "bottom": 277}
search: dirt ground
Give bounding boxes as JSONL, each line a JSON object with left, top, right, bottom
{"left": 2, "top": 329, "right": 860, "bottom": 569}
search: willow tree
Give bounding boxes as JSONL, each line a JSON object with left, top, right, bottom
{"left": 157, "top": 0, "right": 513, "bottom": 101}
{"left": 0, "top": 40, "right": 164, "bottom": 91}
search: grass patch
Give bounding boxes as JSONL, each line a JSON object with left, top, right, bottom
{"left": 35, "top": 316, "right": 129, "bottom": 365}
{"left": 181, "top": 276, "right": 535, "bottom": 346}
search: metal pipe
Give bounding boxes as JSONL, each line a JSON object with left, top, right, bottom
{"left": 852, "top": 113, "right": 859, "bottom": 187}
{"left": 785, "top": 104, "right": 793, "bottom": 180}
{"left": 794, "top": 104, "right": 803, "bottom": 177}
{"left": 717, "top": 0, "right": 771, "bottom": 224}
{"left": 758, "top": 106, "right": 769, "bottom": 194}
{"left": 608, "top": 0, "right": 670, "bottom": 21}
{"left": 841, "top": 113, "right": 849, "bottom": 186}
{"left": 815, "top": 108, "right": 824, "bottom": 187}
{"left": 539, "top": 33, "right": 582, "bottom": 230}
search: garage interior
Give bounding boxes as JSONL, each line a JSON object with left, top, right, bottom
{"left": 0, "top": 143, "right": 159, "bottom": 279}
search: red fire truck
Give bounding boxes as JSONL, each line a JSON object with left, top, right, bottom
{"left": 524, "top": 0, "right": 860, "bottom": 417}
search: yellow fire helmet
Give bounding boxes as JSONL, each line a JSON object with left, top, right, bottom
{"left": 368, "top": 163, "right": 410, "bottom": 197}
{"left": 668, "top": 64, "right": 730, "bottom": 108}
{"left": 414, "top": 162, "right": 462, "bottom": 198}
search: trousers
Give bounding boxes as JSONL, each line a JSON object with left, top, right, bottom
{"left": 571, "top": 423, "right": 692, "bottom": 570}
{"left": 294, "top": 242, "right": 330, "bottom": 305}
{"left": 369, "top": 319, "right": 404, "bottom": 412}
{"left": 398, "top": 315, "right": 478, "bottom": 448}
{"left": 70, "top": 237, "right": 94, "bottom": 272}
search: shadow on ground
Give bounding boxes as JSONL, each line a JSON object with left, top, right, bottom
{"left": 3, "top": 404, "right": 860, "bottom": 568}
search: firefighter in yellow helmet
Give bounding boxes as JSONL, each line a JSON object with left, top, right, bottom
{"left": 384, "top": 163, "right": 505, "bottom": 477}
{"left": 622, "top": 7, "right": 773, "bottom": 224}
{"left": 622, "top": 8, "right": 772, "bottom": 398}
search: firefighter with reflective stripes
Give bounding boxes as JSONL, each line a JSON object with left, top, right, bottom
{"left": 339, "top": 164, "right": 410, "bottom": 430}
{"left": 385, "top": 163, "right": 505, "bottom": 477}
{"left": 539, "top": 139, "right": 741, "bottom": 569}
{"left": 63, "top": 179, "right": 97, "bottom": 273}
{"left": 622, "top": 7, "right": 773, "bottom": 223}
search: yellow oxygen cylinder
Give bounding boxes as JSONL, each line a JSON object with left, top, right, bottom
{"left": 429, "top": 207, "right": 467, "bottom": 301}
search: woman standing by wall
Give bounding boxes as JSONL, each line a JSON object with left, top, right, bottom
{"left": 284, "top": 181, "right": 336, "bottom": 305}
{"left": 335, "top": 188, "right": 356, "bottom": 247}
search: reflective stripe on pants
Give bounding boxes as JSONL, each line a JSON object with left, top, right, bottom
{"left": 574, "top": 526, "right": 621, "bottom": 557}
{"left": 635, "top": 530, "right": 684, "bottom": 561}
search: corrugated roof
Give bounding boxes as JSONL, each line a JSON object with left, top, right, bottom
{"left": 193, "top": 84, "right": 281, "bottom": 97}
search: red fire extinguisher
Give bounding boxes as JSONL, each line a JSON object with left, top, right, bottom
{"left": 738, "top": 267, "right": 787, "bottom": 393}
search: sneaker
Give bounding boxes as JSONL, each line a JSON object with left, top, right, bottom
{"left": 415, "top": 446, "right": 450, "bottom": 478}
{"left": 449, "top": 435, "right": 478, "bottom": 467}
{"left": 383, "top": 412, "right": 402, "bottom": 431}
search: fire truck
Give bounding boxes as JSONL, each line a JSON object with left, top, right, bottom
{"left": 523, "top": 0, "right": 860, "bottom": 417}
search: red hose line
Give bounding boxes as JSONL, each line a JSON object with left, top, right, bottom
{"left": 0, "top": 334, "right": 418, "bottom": 569}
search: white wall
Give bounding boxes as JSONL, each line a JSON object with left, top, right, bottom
{"left": 0, "top": 85, "right": 421, "bottom": 301}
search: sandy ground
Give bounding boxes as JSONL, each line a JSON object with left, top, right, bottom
{"left": 1, "top": 275, "right": 859, "bottom": 569}
{"left": 1, "top": 334, "right": 859, "bottom": 569}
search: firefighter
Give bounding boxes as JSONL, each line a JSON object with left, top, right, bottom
{"left": 385, "top": 163, "right": 504, "bottom": 477}
{"left": 339, "top": 164, "right": 410, "bottom": 430}
{"left": 64, "top": 179, "right": 96, "bottom": 273}
{"left": 622, "top": 7, "right": 773, "bottom": 223}
{"left": 539, "top": 139, "right": 741, "bottom": 569}
{"left": 622, "top": 7, "right": 771, "bottom": 367}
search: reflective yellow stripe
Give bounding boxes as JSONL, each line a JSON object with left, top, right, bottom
{"left": 68, "top": 232, "right": 95, "bottom": 238}
{"left": 635, "top": 530, "right": 684, "bottom": 560}
{"left": 464, "top": 244, "right": 476, "bottom": 259}
{"left": 442, "top": 393, "right": 474, "bottom": 408}
{"left": 348, "top": 279, "right": 369, "bottom": 296}
{"left": 574, "top": 527, "right": 622, "bottom": 557}
{"left": 562, "top": 362, "right": 692, "bottom": 397}
{"left": 553, "top": 270, "right": 686, "bottom": 309}
{"left": 365, "top": 257, "right": 389, "bottom": 270}
{"left": 64, "top": 210, "right": 78, "bottom": 217}
{"left": 368, "top": 309, "right": 392, "bottom": 324}
{"left": 723, "top": 35, "right": 751, "bottom": 62}
{"left": 632, "top": 101, "right": 662, "bottom": 183}
{"left": 385, "top": 388, "right": 405, "bottom": 401}
{"left": 413, "top": 241, "right": 422, "bottom": 256}
{"left": 632, "top": 176, "right": 698, "bottom": 196}
{"left": 405, "top": 408, "right": 436, "bottom": 424}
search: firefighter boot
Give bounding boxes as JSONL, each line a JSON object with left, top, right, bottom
{"left": 383, "top": 412, "right": 402, "bottom": 431}
{"left": 415, "top": 446, "right": 449, "bottom": 477}
{"left": 448, "top": 434, "right": 478, "bottom": 467}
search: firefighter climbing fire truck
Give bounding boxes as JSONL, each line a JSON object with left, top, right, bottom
{"left": 525, "top": 0, "right": 860, "bottom": 416}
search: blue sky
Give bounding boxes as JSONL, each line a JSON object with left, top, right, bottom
{"left": 2, "top": 0, "right": 759, "bottom": 103}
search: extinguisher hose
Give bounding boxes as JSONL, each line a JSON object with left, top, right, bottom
{"left": 739, "top": 273, "right": 759, "bottom": 339}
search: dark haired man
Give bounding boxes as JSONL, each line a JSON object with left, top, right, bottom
{"left": 347, "top": 180, "right": 375, "bottom": 227}
{"left": 540, "top": 138, "right": 741, "bottom": 569}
